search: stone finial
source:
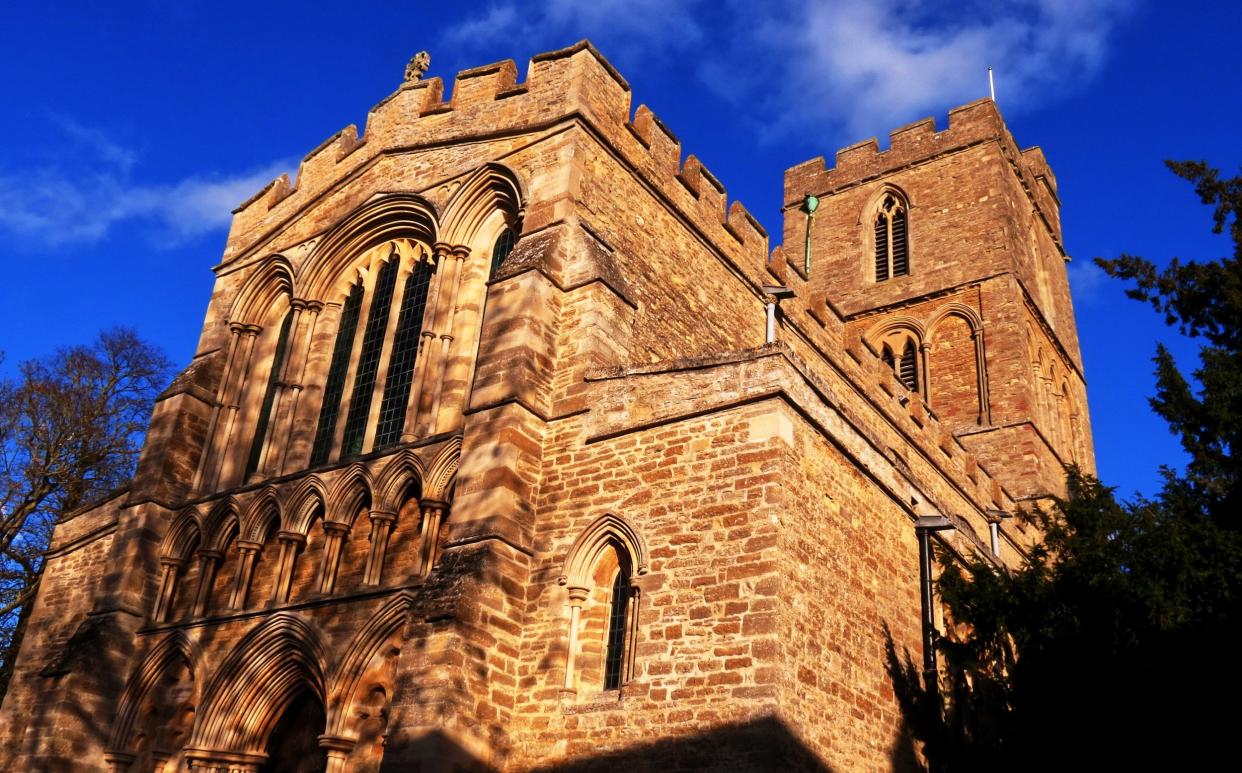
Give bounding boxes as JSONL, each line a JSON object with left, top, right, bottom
{"left": 405, "top": 51, "right": 431, "bottom": 83}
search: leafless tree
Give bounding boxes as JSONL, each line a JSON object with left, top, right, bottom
{"left": 0, "top": 328, "right": 170, "bottom": 699}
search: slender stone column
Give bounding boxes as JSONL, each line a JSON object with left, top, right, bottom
{"left": 230, "top": 540, "right": 262, "bottom": 610}
{"left": 363, "top": 510, "right": 397, "bottom": 586}
{"left": 272, "top": 531, "right": 307, "bottom": 604}
{"left": 417, "top": 499, "right": 449, "bottom": 577}
{"left": 919, "top": 341, "right": 932, "bottom": 405}
{"left": 624, "top": 584, "right": 642, "bottom": 683}
{"left": 210, "top": 323, "right": 262, "bottom": 490}
{"left": 405, "top": 244, "right": 453, "bottom": 438}
{"left": 190, "top": 549, "right": 224, "bottom": 617}
{"left": 563, "top": 586, "right": 589, "bottom": 690}
{"left": 154, "top": 557, "right": 184, "bottom": 622}
{"left": 193, "top": 323, "right": 247, "bottom": 491}
{"left": 426, "top": 245, "right": 469, "bottom": 435}
{"left": 317, "top": 521, "right": 351, "bottom": 594}
{"left": 972, "top": 328, "right": 990, "bottom": 424}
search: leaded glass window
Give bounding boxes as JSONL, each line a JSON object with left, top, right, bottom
{"left": 339, "top": 255, "right": 400, "bottom": 459}
{"left": 310, "top": 284, "right": 363, "bottom": 467}
{"left": 603, "top": 567, "right": 630, "bottom": 690}
{"left": 374, "top": 260, "right": 435, "bottom": 450}
{"left": 491, "top": 226, "right": 516, "bottom": 277}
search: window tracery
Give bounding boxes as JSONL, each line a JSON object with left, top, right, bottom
{"left": 874, "top": 192, "right": 909, "bottom": 281}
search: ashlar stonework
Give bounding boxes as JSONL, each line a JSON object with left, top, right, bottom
{"left": 0, "top": 40, "right": 1093, "bottom": 772}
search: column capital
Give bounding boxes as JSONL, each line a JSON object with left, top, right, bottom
{"left": 420, "top": 498, "right": 451, "bottom": 512}
{"left": 236, "top": 539, "right": 263, "bottom": 553}
{"left": 227, "top": 321, "right": 249, "bottom": 336}
{"left": 196, "top": 549, "right": 224, "bottom": 562}
{"left": 318, "top": 734, "right": 357, "bottom": 753}
{"left": 159, "top": 556, "right": 186, "bottom": 570}
{"left": 276, "top": 530, "right": 307, "bottom": 547}
{"left": 450, "top": 244, "right": 471, "bottom": 261}
{"left": 322, "top": 520, "right": 351, "bottom": 536}
{"left": 369, "top": 509, "right": 398, "bottom": 524}
{"left": 565, "top": 585, "right": 590, "bottom": 604}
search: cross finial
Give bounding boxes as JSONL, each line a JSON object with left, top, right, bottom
{"left": 405, "top": 51, "right": 431, "bottom": 83}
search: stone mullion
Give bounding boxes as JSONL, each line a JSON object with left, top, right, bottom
{"left": 426, "top": 245, "right": 468, "bottom": 435}
{"left": 190, "top": 549, "right": 223, "bottom": 617}
{"left": 361, "top": 257, "right": 413, "bottom": 455}
{"left": 192, "top": 324, "right": 245, "bottom": 492}
{"left": 403, "top": 245, "right": 451, "bottom": 439}
{"left": 230, "top": 540, "right": 262, "bottom": 610}
{"left": 363, "top": 511, "right": 397, "bottom": 586}
{"left": 153, "top": 558, "right": 183, "bottom": 622}
{"left": 562, "top": 586, "right": 589, "bottom": 690}
{"left": 317, "top": 521, "right": 350, "bottom": 594}
{"left": 272, "top": 531, "right": 306, "bottom": 604}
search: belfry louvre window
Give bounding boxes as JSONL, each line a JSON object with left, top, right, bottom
{"left": 311, "top": 284, "right": 363, "bottom": 466}
{"left": 244, "top": 310, "right": 294, "bottom": 478}
{"left": 340, "top": 255, "right": 401, "bottom": 459}
{"left": 874, "top": 194, "right": 909, "bottom": 281}
{"left": 374, "top": 260, "right": 435, "bottom": 450}
{"left": 899, "top": 340, "right": 919, "bottom": 392}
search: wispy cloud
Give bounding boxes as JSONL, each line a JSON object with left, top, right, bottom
{"left": 746, "top": 0, "right": 1134, "bottom": 139}
{"left": 444, "top": 0, "right": 1132, "bottom": 141}
{"left": 442, "top": 0, "right": 704, "bottom": 63}
{"left": 1068, "top": 257, "right": 1111, "bottom": 306}
{"left": 0, "top": 121, "right": 290, "bottom": 248}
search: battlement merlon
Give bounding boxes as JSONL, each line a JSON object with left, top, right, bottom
{"left": 782, "top": 98, "right": 1063, "bottom": 249}
{"left": 219, "top": 40, "right": 772, "bottom": 281}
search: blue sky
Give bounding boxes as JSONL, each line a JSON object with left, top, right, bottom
{"left": 2, "top": 1, "right": 1238, "bottom": 502}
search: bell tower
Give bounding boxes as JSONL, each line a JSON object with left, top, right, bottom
{"left": 784, "top": 98, "right": 1094, "bottom": 499}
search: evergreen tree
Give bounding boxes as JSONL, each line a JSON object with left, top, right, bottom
{"left": 893, "top": 162, "right": 1242, "bottom": 771}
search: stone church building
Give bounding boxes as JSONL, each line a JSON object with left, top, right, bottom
{"left": 0, "top": 41, "right": 1092, "bottom": 772}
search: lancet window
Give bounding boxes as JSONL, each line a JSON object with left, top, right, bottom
{"left": 874, "top": 192, "right": 910, "bottom": 281}
{"left": 374, "top": 260, "right": 434, "bottom": 450}
{"left": 877, "top": 327, "right": 923, "bottom": 394}
{"left": 340, "top": 254, "right": 401, "bottom": 459}
{"left": 491, "top": 225, "right": 516, "bottom": 277}
{"left": 311, "top": 285, "right": 364, "bottom": 467}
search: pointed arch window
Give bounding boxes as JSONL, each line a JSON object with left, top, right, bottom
{"left": 874, "top": 193, "right": 909, "bottom": 281}
{"left": 491, "top": 226, "right": 516, "bottom": 277}
{"left": 374, "top": 260, "right": 435, "bottom": 450}
{"left": 340, "top": 254, "right": 401, "bottom": 459}
{"left": 245, "top": 311, "right": 294, "bottom": 478}
{"left": 876, "top": 329, "right": 922, "bottom": 394}
{"left": 311, "top": 284, "right": 364, "bottom": 467}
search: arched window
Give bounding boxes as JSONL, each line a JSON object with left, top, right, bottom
{"left": 491, "top": 226, "right": 516, "bottom": 277}
{"left": 560, "top": 515, "right": 648, "bottom": 694}
{"left": 874, "top": 193, "right": 909, "bottom": 281}
{"left": 245, "top": 311, "right": 294, "bottom": 479}
{"left": 311, "top": 284, "right": 364, "bottom": 467}
{"left": 875, "top": 328, "right": 922, "bottom": 394}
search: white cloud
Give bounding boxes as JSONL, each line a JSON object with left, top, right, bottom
{"left": 442, "top": 0, "right": 704, "bottom": 63}
{"left": 0, "top": 122, "right": 291, "bottom": 248}
{"left": 756, "top": 0, "right": 1133, "bottom": 138}
{"left": 443, "top": 0, "right": 1131, "bottom": 141}
{"left": 1068, "top": 257, "right": 1110, "bottom": 306}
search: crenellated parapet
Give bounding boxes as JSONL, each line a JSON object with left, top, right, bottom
{"left": 223, "top": 41, "right": 772, "bottom": 290}
{"left": 783, "top": 98, "right": 1063, "bottom": 249}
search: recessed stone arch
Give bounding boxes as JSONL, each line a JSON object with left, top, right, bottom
{"left": 228, "top": 256, "right": 295, "bottom": 328}
{"left": 373, "top": 449, "right": 426, "bottom": 515}
{"left": 440, "top": 162, "right": 526, "bottom": 250}
{"left": 300, "top": 194, "right": 440, "bottom": 302}
{"left": 927, "top": 307, "right": 985, "bottom": 427}
{"left": 107, "top": 631, "right": 202, "bottom": 772}
{"left": 187, "top": 612, "right": 330, "bottom": 762}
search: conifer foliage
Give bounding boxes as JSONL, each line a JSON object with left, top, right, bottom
{"left": 895, "top": 162, "right": 1242, "bottom": 771}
